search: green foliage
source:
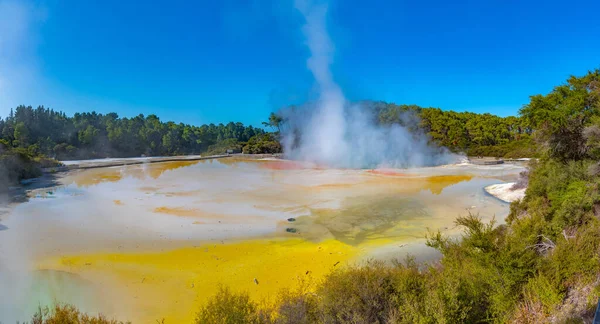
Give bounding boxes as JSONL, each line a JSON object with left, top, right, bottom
{"left": 243, "top": 133, "right": 282, "bottom": 154}
{"left": 14, "top": 121, "right": 30, "bottom": 147}
{"left": 515, "top": 158, "right": 599, "bottom": 235}
{"left": 204, "top": 138, "right": 244, "bottom": 155}
{"left": 0, "top": 140, "right": 61, "bottom": 192}
{"left": 0, "top": 147, "right": 43, "bottom": 191}
{"left": 466, "top": 137, "right": 538, "bottom": 158}
{"left": 263, "top": 112, "right": 283, "bottom": 132}
{"left": 0, "top": 105, "right": 265, "bottom": 159}
{"left": 524, "top": 274, "right": 565, "bottom": 312}
{"left": 371, "top": 102, "right": 534, "bottom": 157}
{"left": 30, "top": 304, "right": 129, "bottom": 324}
{"left": 195, "top": 286, "right": 264, "bottom": 324}
{"left": 274, "top": 101, "right": 536, "bottom": 158}
{"left": 3, "top": 98, "right": 539, "bottom": 161}
{"left": 313, "top": 261, "right": 399, "bottom": 323}
{"left": 520, "top": 69, "right": 600, "bottom": 161}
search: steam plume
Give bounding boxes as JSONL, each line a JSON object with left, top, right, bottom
{"left": 285, "top": 0, "right": 460, "bottom": 168}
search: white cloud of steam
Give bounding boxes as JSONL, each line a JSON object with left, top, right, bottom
{"left": 284, "top": 0, "right": 461, "bottom": 168}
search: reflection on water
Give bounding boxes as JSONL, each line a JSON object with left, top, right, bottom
{"left": 0, "top": 158, "right": 524, "bottom": 322}
{"left": 298, "top": 197, "right": 428, "bottom": 245}
{"left": 424, "top": 175, "right": 472, "bottom": 194}
{"left": 66, "top": 160, "right": 202, "bottom": 187}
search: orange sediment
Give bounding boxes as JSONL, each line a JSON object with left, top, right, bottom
{"left": 259, "top": 160, "right": 312, "bottom": 170}
{"left": 145, "top": 160, "right": 201, "bottom": 179}
{"left": 366, "top": 169, "right": 407, "bottom": 176}
{"left": 65, "top": 160, "right": 201, "bottom": 188}
{"left": 153, "top": 206, "right": 201, "bottom": 217}
{"left": 153, "top": 206, "right": 270, "bottom": 223}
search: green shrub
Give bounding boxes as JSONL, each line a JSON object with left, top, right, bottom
{"left": 524, "top": 274, "right": 565, "bottom": 313}
{"left": 0, "top": 149, "right": 42, "bottom": 191}
{"left": 195, "top": 286, "right": 266, "bottom": 324}
{"left": 204, "top": 138, "right": 244, "bottom": 155}
{"left": 30, "top": 304, "right": 129, "bottom": 324}
{"left": 313, "top": 261, "right": 399, "bottom": 324}
{"left": 243, "top": 133, "right": 282, "bottom": 154}
{"left": 466, "top": 138, "right": 538, "bottom": 158}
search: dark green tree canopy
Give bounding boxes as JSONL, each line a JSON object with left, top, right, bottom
{"left": 0, "top": 106, "right": 266, "bottom": 160}
{"left": 520, "top": 69, "right": 600, "bottom": 160}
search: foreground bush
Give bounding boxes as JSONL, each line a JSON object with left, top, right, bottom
{"left": 30, "top": 304, "right": 129, "bottom": 324}
{"left": 466, "top": 138, "right": 538, "bottom": 158}
{"left": 0, "top": 145, "right": 61, "bottom": 192}
{"left": 0, "top": 147, "right": 42, "bottom": 192}
{"left": 242, "top": 133, "right": 282, "bottom": 154}
{"left": 195, "top": 286, "right": 268, "bottom": 324}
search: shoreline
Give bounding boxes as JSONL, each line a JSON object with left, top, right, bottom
{"left": 46, "top": 154, "right": 234, "bottom": 172}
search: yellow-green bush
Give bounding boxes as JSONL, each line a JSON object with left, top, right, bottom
{"left": 30, "top": 304, "right": 129, "bottom": 324}
{"left": 195, "top": 286, "right": 267, "bottom": 324}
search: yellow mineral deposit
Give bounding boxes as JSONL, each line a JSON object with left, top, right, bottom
{"left": 39, "top": 238, "right": 357, "bottom": 323}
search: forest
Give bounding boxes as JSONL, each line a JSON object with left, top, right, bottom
{"left": 265, "top": 101, "right": 536, "bottom": 159}
{"left": 0, "top": 108, "right": 268, "bottom": 159}
{"left": 378, "top": 103, "right": 536, "bottom": 158}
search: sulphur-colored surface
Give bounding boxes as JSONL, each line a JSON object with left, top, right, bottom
{"left": 39, "top": 238, "right": 357, "bottom": 323}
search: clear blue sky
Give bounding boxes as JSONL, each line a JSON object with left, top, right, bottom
{"left": 1, "top": 0, "right": 599, "bottom": 127}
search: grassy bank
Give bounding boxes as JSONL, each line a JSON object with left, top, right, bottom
{"left": 0, "top": 141, "right": 61, "bottom": 193}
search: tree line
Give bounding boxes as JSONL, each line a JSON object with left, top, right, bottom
{"left": 0, "top": 108, "right": 268, "bottom": 160}
{"left": 1, "top": 97, "right": 538, "bottom": 164}
{"left": 377, "top": 102, "right": 535, "bottom": 157}
{"left": 264, "top": 101, "right": 536, "bottom": 158}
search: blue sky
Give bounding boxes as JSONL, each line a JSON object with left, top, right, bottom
{"left": 0, "top": 0, "right": 599, "bottom": 127}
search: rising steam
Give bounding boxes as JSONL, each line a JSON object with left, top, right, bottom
{"left": 284, "top": 0, "right": 460, "bottom": 169}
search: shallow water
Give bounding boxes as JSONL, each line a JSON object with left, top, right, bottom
{"left": 0, "top": 158, "right": 524, "bottom": 322}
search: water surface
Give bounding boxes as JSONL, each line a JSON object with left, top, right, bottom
{"left": 0, "top": 158, "right": 524, "bottom": 322}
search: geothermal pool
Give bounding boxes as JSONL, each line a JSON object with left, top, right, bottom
{"left": 0, "top": 157, "right": 524, "bottom": 323}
